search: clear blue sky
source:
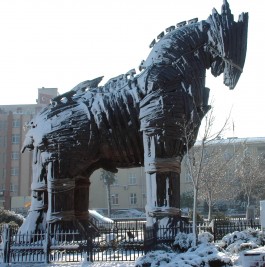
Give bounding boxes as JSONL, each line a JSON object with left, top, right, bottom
{"left": 0, "top": 0, "right": 263, "bottom": 138}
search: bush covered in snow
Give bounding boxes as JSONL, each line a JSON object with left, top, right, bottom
{"left": 219, "top": 228, "right": 263, "bottom": 254}
{"left": 135, "top": 232, "right": 231, "bottom": 267}
{"left": 0, "top": 208, "right": 24, "bottom": 227}
{"left": 135, "top": 243, "right": 231, "bottom": 267}
{"left": 172, "top": 232, "right": 194, "bottom": 252}
{"left": 135, "top": 229, "right": 264, "bottom": 267}
{"left": 173, "top": 231, "right": 214, "bottom": 252}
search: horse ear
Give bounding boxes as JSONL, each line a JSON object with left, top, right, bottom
{"left": 222, "top": 0, "right": 230, "bottom": 12}
{"left": 220, "top": 0, "right": 234, "bottom": 58}
{"left": 221, "top": 0, "right": 234, "bottom": 24}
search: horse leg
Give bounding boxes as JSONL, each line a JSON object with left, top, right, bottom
{"left": 46, "top": 159, "right": 76, "bottom": 233}
{"left": 19, "top": 149, "right": 48, "bottom": 234}
{"left": 143, "top": 133, "right": 181, "bottom": 227}
{"left": 74, "top": 176, "right": 95, "bottom": 233}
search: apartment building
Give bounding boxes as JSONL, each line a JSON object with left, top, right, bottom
{"left": 89, "top": 167, "right": 147, "bottom": 212}
{"left": 0, "top": 87, "right": 58, "bottom": 211}
{"left": 180, "top": 137, "right": 265, "bottom": 213}
{"left": 89, "top": 137, "right": 265, "bottom": 213}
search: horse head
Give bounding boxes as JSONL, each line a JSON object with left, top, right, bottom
{"left": 206, "top": 0, "right": 248, "bottom": 89}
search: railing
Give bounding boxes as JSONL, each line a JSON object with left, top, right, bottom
{"left": 0, "top": 218, "right": 261, "bottom": 264}
{"left": 113, "top": 219, "right": 146, "bottom": 229}
{"left": 8, "top": 228, "right": 88, "bottom": 264}
{"left": 212, "top": 218, "right": 261, "bottom": 241}
{"left": 0, "top": 223, "right": 148, "bottom": 264}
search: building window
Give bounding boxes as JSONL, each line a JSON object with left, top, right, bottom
{"left": 130, "top": 193, "right": 137, "bottom": 205}
{"left": 128, "top": 173, "right": 137, "bottom": 185}
{"left": 12, "top": 119, "right": 20, "bottom": 128}
{"left": 25, "top": 109, "right": 34, "bottom": 115}
{"left": 16, "top": 108, "right": 23, "bottom": 114}
{"left": 2, "top": 153, "right": 6, "bottom": 164}
{"left": 11, "top": 168, "right": 19, "bottom": 176}
{"left": 0, "top": 184, "right": 5, "bottom": 194}
{"left": 111, "top": 194, "right": 119, "bottom": 205}
{"left": 11, "top": 152, "right": 19, "bottom": 160}
{"left": 2, "top": 169, "right": 6, "bottom": 180}
{"left": 0, "top": 137, "right": 6, "bottom": 147}
{"left": 111, "top": 175, "right": 119, "bottom": 186}
{"left": 12, "top": 134, "right": 20, "bottom": 144}
{"left": 10, "top": 183, "right": 17, "bottom": 192}
{"left": 0, "top": 121, "right": 7, "bottom": 129}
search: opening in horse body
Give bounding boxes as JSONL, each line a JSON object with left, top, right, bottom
{"left": 20, "top": 0, "right": 248, "bottom": 234}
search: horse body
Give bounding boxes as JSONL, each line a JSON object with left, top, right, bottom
{"left": 24, "top": 20, "right": 210, "bottom": 173}
{"left": 20, "top": 0, "right": 248, "bottom": 233}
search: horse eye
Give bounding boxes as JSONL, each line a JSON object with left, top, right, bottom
{"left": 202, "top": 24, "right": 209, "bottom": 31}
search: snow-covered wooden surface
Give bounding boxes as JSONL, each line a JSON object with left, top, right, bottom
{"left": 20, "top": 0, "right": 248, "bottom": 233}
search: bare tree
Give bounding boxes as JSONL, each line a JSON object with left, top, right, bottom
{"left": 181, "top": 106, "right": 230, "bottom": 246}
{"left": 196, "top": 140, "right": 240, "bottom": 220}
{"left": 234, "top": 145, "right": 265, "bottom": 218}
{"left": 100, "top": 169, "right": 116, "bottom": 217}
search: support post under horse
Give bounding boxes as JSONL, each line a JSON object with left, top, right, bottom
{"left": 143, "top": 133, "right": 181, "bottom": 225}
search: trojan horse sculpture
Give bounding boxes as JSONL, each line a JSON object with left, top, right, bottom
{"left": 20, "top": 0, "right": 248, "bottom": 234}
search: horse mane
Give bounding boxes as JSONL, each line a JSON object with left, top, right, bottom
{"left": 148, "top": 18, "right": 198, "bottom": 49}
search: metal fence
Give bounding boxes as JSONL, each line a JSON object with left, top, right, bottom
{"left": 212, "top": 218, "right": 261, "bottom": 241}
{"left": 0, "top": 222, "right": 150, "bottom": 264}
{"left": 0, "top": 218, "right": 261, "bottom": 264}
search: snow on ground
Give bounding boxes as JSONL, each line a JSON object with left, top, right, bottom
{"left": 3, "top": 228, "right": 265, "bottom": 267}
{"left": 8, "top": 263, "right": 135, "bottom": 267}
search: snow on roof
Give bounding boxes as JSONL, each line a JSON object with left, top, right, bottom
{"left": 195, "top": 137, "right": 265, "bottom": 146}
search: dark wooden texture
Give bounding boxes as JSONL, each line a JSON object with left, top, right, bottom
{"left": 20, "top": 0, "right": 248, "bottom": 234}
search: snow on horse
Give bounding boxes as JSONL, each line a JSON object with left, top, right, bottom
{"left": 20, "top": 0, "right": 248, "bottom": 234}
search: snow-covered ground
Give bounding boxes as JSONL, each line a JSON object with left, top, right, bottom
{"left": 3, "top": 228, "right": 264, "bottom": 267}
{"left": 9, "top": 263, "right": 135, "bottom": 267}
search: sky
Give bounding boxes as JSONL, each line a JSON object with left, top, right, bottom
{"left": 0, "top": 0, "right": 263, "bottom": 139}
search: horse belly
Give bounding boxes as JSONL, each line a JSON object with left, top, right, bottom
{"left": 100, "top": 122, "right": 144, "bottom": 168}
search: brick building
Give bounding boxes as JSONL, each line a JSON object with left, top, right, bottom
{"left": 0, "top": 88, "right": 58, "bottom": 212}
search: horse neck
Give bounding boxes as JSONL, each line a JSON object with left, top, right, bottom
{"left": 137, "top": 22, "right": 212, "bottom": 105}
{"left": 143, "top": 23, "right": 210, "bottom": 71}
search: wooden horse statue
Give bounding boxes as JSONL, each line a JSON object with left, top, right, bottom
{"left": 20, "top": 0, "right": 248, "bottom": 234}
